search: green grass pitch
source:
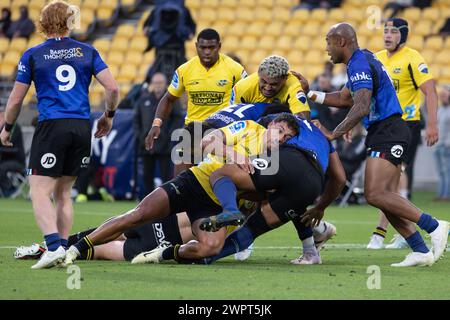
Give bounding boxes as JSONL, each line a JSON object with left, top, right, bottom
{"left": 1, "top": 193, "right": 449, "bottom": 300}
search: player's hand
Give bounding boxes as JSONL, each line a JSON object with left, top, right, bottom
{"left": 301, "top": 206, "right": 325, "bottom": 227}
{"left": 312, "top": 119, "right": 334, "bottom": 141}
{"left": 94, "top": 113, "right": 113, "bottom": 138}
{"left": 425, "top": 123, "right": 439, "bottom": 146}
{"left": 237, "top": 157, "right": 255, "bottom": 174}
{"left": 290, "top": 71, "right": 310, "bottom": 94}
{"left": 145, "top": 126, "right": 161, "bottom": 150}
{"left": 0, "top": 128, "right": 13, "bottom": 147}
{"left": 343, "top": 129, "right": 353, "bottom": 143}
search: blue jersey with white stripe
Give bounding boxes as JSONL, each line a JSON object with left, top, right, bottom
{"left": 264, "top": 114, "right": 335, "bottom": 174}
{"left": 345, "top": 49, "right": 402, "bottom": 128}
{"left": 204, "top": 103, "right": 271, "bottom": 128}
{"left": 16, "top": 37, "right": 108, "bottom": 122}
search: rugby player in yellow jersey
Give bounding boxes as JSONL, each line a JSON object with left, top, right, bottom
{"left": 230, "top": 55, "right": 311, "bottom": 119}
{"left": 63, "top": 114, "right": 299, "bottom": 266}
{"left": 367, "top": 18, "right": 439, "bottom": 250}
{"left": 145, "top": 28, "right": 246, "bottom": 174}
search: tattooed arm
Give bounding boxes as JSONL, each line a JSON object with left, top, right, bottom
{"left": 321, "top": 88, "right": 372, "bottom": 141}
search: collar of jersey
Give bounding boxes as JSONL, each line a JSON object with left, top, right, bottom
{"left": 46, "top": 37, "right": 69, "bottom": 42}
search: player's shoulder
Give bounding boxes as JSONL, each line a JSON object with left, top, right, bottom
{"left": 235, "top": 72, "right": 258, "bottom": 88}
{"left": 403, "top": 46, "right": 426, "bottom": 62}
{"left": 286, "top": 73, "right": 302, "bottom": 88}
{"left": 176, "top": 55, "right": 200, "bottom": 74}
{"left": 22, "top": 40, "right": 48, "bottom": 57}
{"left": 375, "top": 49, "right": 388, "bottom": 60}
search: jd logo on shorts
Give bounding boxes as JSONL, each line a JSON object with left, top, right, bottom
{"left": 252, "top": 158, "right": 269, "bottom": 170}
{"left": 391, "top": 145, "right": 404, "bottom": 158}
{"left": 41, "top": 153, "right": 56, "bottom": 169}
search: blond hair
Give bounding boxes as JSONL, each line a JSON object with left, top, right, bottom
{"left": 258, "top": 55, "right": 290, "bottom": 78}
{"left": 38, "top": 0, "right": 78, "bottom": 37}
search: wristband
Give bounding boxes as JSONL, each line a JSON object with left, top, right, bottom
{"left": 152, "top": 118, "right": 163, "bottom": 127}
{"left": 307, "top": 90, "right": 326, "bottom": 104}
{"left": 4, "top": 122, "right": 14, "bottom": 132}
{"left": 105, "top": 109, "right": 116, "bottom": 118}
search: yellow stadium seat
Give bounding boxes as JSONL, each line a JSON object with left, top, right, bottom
{"left": 425, "top": 36, "right": 444, "bottom": 50}
{"left": 201, "top": 0, "right": 220, "bottom": 9}
{"left": 402, "top": 7, "right": 422, "bottom": 23}
{"left": 444, "top": 37, "right": 450, "bottom": 49}
{"left": 273, "top": 8, "right": 291, "bottom": 23}
{"left": 82, "top": 0, "right": 100, "bottom": 11}
{"left": 2, "top": 51, "right": 21, "bottom": 65}
{"left": 293, "top": 35, "right": 311, "bottom": 50}
{"left": 138, "top": 10, "right": 151, "bottom": 29}
{"left": 97, "top": 8, "right": 115, "bottom": 25}
{"left": 10, "top": 0, "right": 28, "bottom": 10}
{"left": 440, "top": 67, "right": 450, "bottom": 80}
{"left": 328, "top": 8, "right": 346, "bottom": 21}
{"left": 216, "top": 8, "right": 235, "bottom": 23}
{"left": 107, "top": 52, "right": 124, "bottom": 65}
{"left": 276, "top": 36, "right": 292, "bottom": 51}
{"left": 302, "top": 23, "right": 320, "bottom": 37}
{"left": 116, "top": 24, "right": 136, "bottom": 38}
{"left": 0, "top": 64, "right": 16, "bottom": 79}
{"left": 420, "top": 49, "right": 435, "bottom": 64}
{"left": 125, "top": 51, "right": 144, "bottom": 66}
{"left": 89, "top": 92, "right": 104, "bottom": 110}
{"left": 121, "top": 0, "right": 139, "bottom": 13}
{"left": 368, "top": 37, "right": 384, "bottom": 52}
{"left": 422, "top": 7, "right": 440, "bottom": 21}
{"left": 413, "top": 21, "right": 433, "bottom": 37}
{"left": 236, "top": 8, "right": 254, "bottom": 23}
{"left": 310, "top": 37, "right": 324, "bottom": 50}
{"left": 246, "top": 23, "right": 267, "bottom": 37}
{"left": 211, "top": 22, "right": 228, "bottom": 37}
{"left": 310, "top": 9, "right": 328, "bottom": 22}
{"left": 219, "top": 0, "right": 237, "bottom": 9}
{"left": 239, "top": 0, "right": 257, "bottom": 8}
{"left": 250, "top": 50, "right": 269, "bottom": 66}
{"left": 407, "top": 36, "right": 424, "bottom": 51}
{"left": 199, "top": 8, "right": 217, "bottom": 24}
{"left": 222, "top": 36, "right": 240, "bottom": 52}
{"left": 258, "top": 36, "right": 276, "bottom": 51}
{"left": 291, "top": 9, "right": 310, "bottom": 23}
{"left": 129, "top": 36, "right": 148, "bottom": 52}
{"left": 345, "top": 8, "right": 365, "bottom": 23}
{"left": 357, "top": 35, "right": 368, "bottom": 49}
{"left": 93, "top": 38, "right": 111, "bottom": 53}
{"left": 110, "top": 37, "right": 129, "bottom": 52}
{"left": 234, "top": 49, "right": 250, "bottom": 65}
{"left": 226, "top": 23, "right": 247, "bottom": 37}
{"left": 435, "top": 51, "right": 448, "bottom": 64}
{"left": 258, "top": 0, "right": 274, "bottom": 8}
{"left": 274, "top": 0, "right": 295, "bottom": 9}
{"left": 0, "top": 38, "right": 9, "bottom": 54}
{"left": 283, "top": 23, "right": 301, "bottom": 37}
{"left": 304, "top": 50, "right": 323, "bottom": 65}
{"left": 254, "top": 8, "right": 273, "bottom": 24}
{"left": 264, "top": 22, "right": 284, "bottom": 37}
{"left": 143, "top": 51, "right": 155, "bottom": 64}
{"left": 286, "top": 51, "right": 304, "bottom": 66}
{"left": 107, "top": 64, "right": 120, "bottom": 78}
{"left": 11, "top": 8, "right": 21, "bottom": 21}
{"left": 69, "top": 0, "right": 83, "bottom": 8}
{"left": 29, "top": 0, "right": 47, "bottom": 10}
{"left": 100, "top": 0, "right": 119, "bottom": 10}
{"left": 185, "top": 0, "right": 202, "bottom": 10}
{"left": 117, "top": 65, "right": 137, "bottom": 83}
{"left": 240, "top": 36, "right": 258, "bottom": 51}
{"left": 28, "top": 35, "right": 45, "bottom": 48}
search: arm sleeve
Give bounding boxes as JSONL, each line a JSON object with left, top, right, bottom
{"left": 288, "top": 85, "right": 310, "bottom": 114}
{"left": 220, "top": 120, "right": 251, "bottom": 145}
{"left": 15, "top": 50, "right": 32, "bottom": 85}
{"left": 167, "top": 69, "right": 185, "bottom": 97}
{"left": 92, "top": 49, "right": 108, "bottom": 76}
{"left": 347, "top": 59, "right": 373, "bottom": 92}
{"left": 409, "top": 52, "right": 433, "bottom": 87}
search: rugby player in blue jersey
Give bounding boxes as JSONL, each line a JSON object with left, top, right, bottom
{"left": 292, "top": 23, "right": 449, "bottom": 267}
{"left": 0, "top": 1, "right": 119, "bottom": 269}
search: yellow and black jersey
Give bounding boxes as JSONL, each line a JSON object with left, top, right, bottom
{"left": 190, "top": 120, "right": 266, "bottom": 204}
{"left": 229, "top": 72, "right": 310, "bottom": 114}
{"left": 376, "top": 46, "right": 433, "bottom": 121}
{"left": 168, "top": 53, "right": 246, "bottom": 124}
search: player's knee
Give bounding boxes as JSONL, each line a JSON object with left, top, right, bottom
{"left": 364, "top": 189, "right": 383, "bottom": 206}
{"left": 201, "top": 237, "right": 224, "bottom": 256}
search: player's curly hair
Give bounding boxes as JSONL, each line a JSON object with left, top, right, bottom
{"left": 38, "top": 0, "right": 78, "bottom": 37}
{"left": 258, "top": 55, "right": 290, "bottom": 79}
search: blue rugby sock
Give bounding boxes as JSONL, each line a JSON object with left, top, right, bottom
{"left": 417, "top": 213, "right": 439, "bottom": 234}
{"left": 207, "top": 226, "right": 254, "bottom": 264}
{"left": 405, "top": 231, "right": 429, "bottom": 253}
{"left": 44, "top": 233, "right": 61, "bottom": 252}
{"left": 212, "top": 176, "right": 239, "bottom": 212}
{"left": 60, "top": 239, "right": 68, "bottom": 249}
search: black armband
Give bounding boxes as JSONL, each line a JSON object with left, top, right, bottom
{"left": 4, "top": 122, "right": 14, "bottom": 132}
{"left": 105, "top": 110, "right": 116, "bottom": 118}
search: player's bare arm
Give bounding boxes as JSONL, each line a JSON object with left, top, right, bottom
{"left": 291, "top": 71, "right": 353, "bottom": 108}
{"left": 95, "top": 68, "right": 119, "bottom": 138}
{"left": 0, "top": 81, "right": 30, "bottom": 146}
{"left": 329, "top": 88, "right": 372, "bottom": 140}
{"left": 420, "top": 79, "right": 439, "bottom": 146}
{"left": 145, "top": 91, "right": 177, "bottom": 150}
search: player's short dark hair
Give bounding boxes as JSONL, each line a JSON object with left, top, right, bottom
{"left": 260, "top": 103, "right": 292, "bottom": 117}
{"left": 197, "top": 28, "right": 221, "bottom": 42}
{"left": 272, "top": 113, "right": 299, "bottom": 135}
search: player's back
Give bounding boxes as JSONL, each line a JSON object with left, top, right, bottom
{"left": 205, "top": 103, "right": 270, "bottom": 128}
{"left": 17, "top": 37, "right": 107, "bottom": 121}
